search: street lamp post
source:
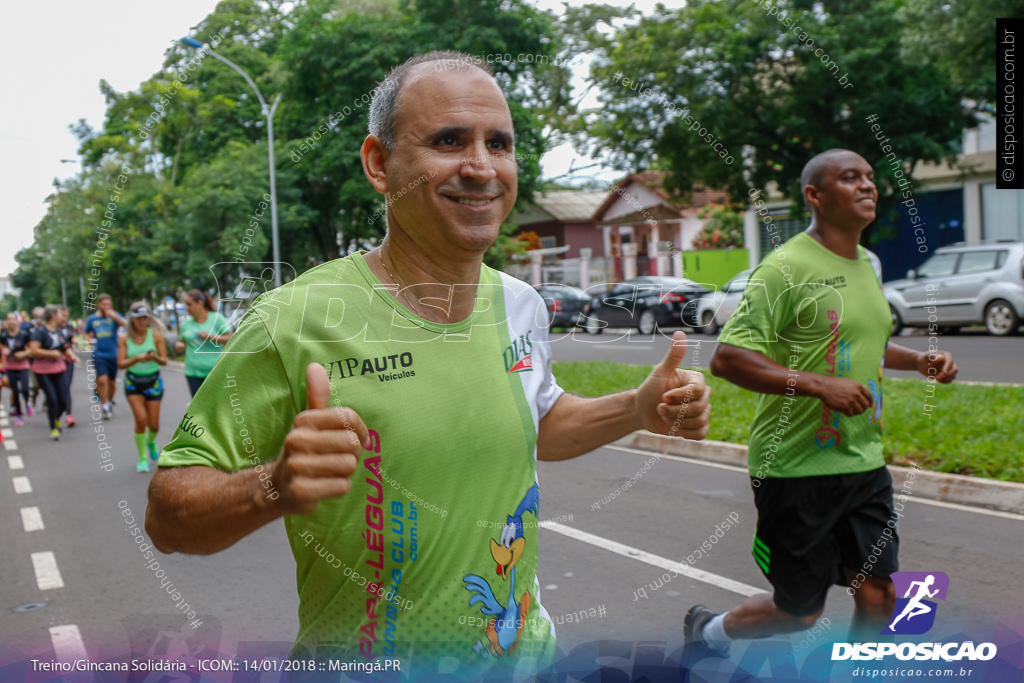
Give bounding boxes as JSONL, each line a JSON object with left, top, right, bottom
{"left": 181, "top": 36, "right": 282, "bottom": 287}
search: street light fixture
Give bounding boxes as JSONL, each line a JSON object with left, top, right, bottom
{"left": 181, "top": 36, "right": 283, "bottom": 287}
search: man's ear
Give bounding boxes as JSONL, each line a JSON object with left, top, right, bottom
{"left": 361, "top": 134, "right": 390, "bottom": 194}
{"left": 803, "top": 183, "right": 821, "bottom": 211}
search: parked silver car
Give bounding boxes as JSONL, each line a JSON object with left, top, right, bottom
{"left": 883, "top": 241, "right": 1024, "bottom": 336}
{"left": 696, "top": 269, "right": 753, "bottom": 335}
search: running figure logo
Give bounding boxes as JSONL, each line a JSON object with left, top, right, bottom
{"left": 883, "top": 571, "right": 950, "bottom": 635}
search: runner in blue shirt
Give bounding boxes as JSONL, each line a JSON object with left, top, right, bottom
{"left": 84, "top": 293, "right": 126, "bottom": 419}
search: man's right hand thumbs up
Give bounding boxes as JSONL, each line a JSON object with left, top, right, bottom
{"left": 271, "top": 363, "right": 371, "bottom": 515}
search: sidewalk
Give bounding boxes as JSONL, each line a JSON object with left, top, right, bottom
{"left": 618, "top": 431, "right": 1024, "bottom": 516}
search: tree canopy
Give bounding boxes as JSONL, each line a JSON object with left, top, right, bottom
{"left": 16, "top": 0, "right": 571, "bottom": 310}
{"left": 570, "top": 0, "right": 987, "bottom": 241}
{"left": 14, "top": 0, "right": 996, "bottom": 308}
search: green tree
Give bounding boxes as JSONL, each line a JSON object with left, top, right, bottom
{"left": 18, "top": 0, "right": 569, "bottom": 303}
{"left": 572, "top": 0, "right": 981, "bottom": 243}
{"left": 11, "top": 248, "right": 51, "bottom": 309}
{"left": 15, "top": 163, "right": 134, "bottom": 311}
{"left": 276, "top": 0, "right": 571, "bottom": 259}
{"left": 899, "top": 0, "right": 1017, "bottom": 108}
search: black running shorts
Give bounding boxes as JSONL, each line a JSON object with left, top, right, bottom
{"left": 751, "top": 466, "right": 899, "bottom": 617}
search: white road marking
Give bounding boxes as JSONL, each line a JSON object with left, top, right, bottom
{"left": 3, "top": 439, "right": 18, "bottom": 451}
{"left": 600, "top": 344, "right": 658, "bottom": 350}
{"left": 0, "top": 418, "right": 9, "bottom": 427}
{"left": 21, "top": 506, "right": 44, "bottom": 531}
{"left": 607, "top": 444, "right": 747, "bottom": 474}
{"left": 8, "top": 455, "right": 24, "bottom": 470}
{"left": 0, "top": 428, "right": 12, "bottom": 438}
{"left": 31, "top": 551, "right": 65, "bottom": 590}
{"left": 49, "top": 624, "right": 87, "bottom": 662}
{"left": 12, "top": 476, "right": 32, "bottom": 493}
{"left": 607, "top": 445, "right": 1024, "bottom": 521}
{"left": 903, "top": 496, "right": 1024, "bottom": 521}
{"left": 540, "top": 521, "right": 766, "bottom": 597}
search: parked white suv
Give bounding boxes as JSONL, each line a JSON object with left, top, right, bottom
{"left": 696, "top": 269, "right": 752, "bottom": 335}
{"left": 883, "top": 241, "right": 1024, "bottom": 336}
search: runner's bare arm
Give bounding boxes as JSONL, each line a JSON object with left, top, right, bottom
{"left": 152, "top": 329, "right": 168, "bottom": 365}
{"left": 538, "top": 332, "right": 710, "bottom": 461}
{"left": 146, "top": 364, "right": 370, "bottom": 554}
{"left": 537, "top": 391, "right": 640, "bottom": 462}
{"left": 710, "top": 341, "right": 873, "bottom": 417}
{"left": 884, "top": 343, "right": 957, "bottom": 383}
{"left": 116, "top": 334, "right": 136, "bottom": 369}
{"left": 146, "top": 465, "right": 285, "bottom": 554}
{"left": 27, "top": 339, "right": 62, "bottom": 360}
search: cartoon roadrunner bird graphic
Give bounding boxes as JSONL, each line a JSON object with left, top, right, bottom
{"left": 463, "top": 483, "right": 539, "bottom": 657}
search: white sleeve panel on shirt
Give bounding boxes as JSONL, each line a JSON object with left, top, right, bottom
{"left": 496, "top": 272, "right": 565, "bottom": 424}
{"left": 865, "top": 248, "right": 884, "bottom": 285}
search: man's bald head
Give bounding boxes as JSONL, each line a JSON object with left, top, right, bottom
{"left": 799, "top": 148, "right": 877, "bottom": 232}
{"left": 800, "top": 149, "right": 861, "bottom": 193}
{"left": 367, "top": 51, "right": 496, "bottom": 151}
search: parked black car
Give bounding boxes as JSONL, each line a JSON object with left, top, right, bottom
{"left": 533, "top": 284, "right": 594, "bottom": 329}
{"left": 584, "top": 276, "right": 711, "bottom": 335}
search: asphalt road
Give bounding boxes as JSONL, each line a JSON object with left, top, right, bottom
{"left": 2, "top": 363, "right": 1023, "bottom": 681}
{"left": 548, "top": 326, "right": 1024, "bottom": 384}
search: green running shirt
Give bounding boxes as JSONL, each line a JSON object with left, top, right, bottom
{"left": 126, "top": 328, "right": 159, "bottom": 376}
{"left": 718, "top": 232, "right": 891, "bottom": 478}
{"left": 159, "top": 253, "right": 564, "bottom": 677}
{"left": 179, "top": 311, "right": 232, "bottom": 378}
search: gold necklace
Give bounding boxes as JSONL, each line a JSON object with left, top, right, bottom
{"left": 378, "top": 248, "right": 431, "bottom": 320}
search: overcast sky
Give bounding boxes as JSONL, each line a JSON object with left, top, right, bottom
{"left": 0, "top": 0, "right": 671, "bottom": 280}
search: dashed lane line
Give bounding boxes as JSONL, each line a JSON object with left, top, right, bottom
{"left": 21, "top": 506, "right": 44, "bottom": 532}
{"left": 3, "top": 404, "right": 86, "bottom": 662}
{"left": 49, "top": 624, "right": 87, "bottom": 662}
{"left": 3, "top": 411, "right": 85, "bottom": 663}
{"left": 31, "top": 551, "right": 65, "bottom": 590}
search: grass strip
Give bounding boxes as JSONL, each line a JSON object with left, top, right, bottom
{"left": 552, "top": 361, "right": 1024, "bottom": 483}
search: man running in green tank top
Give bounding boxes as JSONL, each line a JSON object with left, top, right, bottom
{"left": 685, "top": 149, "right": 960, "bottom": 656}
{"left": 118, "top": 303, "right": 168, "bottom": 473}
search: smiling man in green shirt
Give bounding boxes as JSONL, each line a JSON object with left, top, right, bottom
{"left": 146, "top": 50, "right": 712, "bottom": 680}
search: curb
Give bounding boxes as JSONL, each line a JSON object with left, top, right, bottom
{"left": 617, "top": 432, "right": 1024, "bottom": 516}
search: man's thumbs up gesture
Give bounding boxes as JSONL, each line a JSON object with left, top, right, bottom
{"left": 636, "top": 332, "right": 711, "bottom": 440}
{"left": 271, "top": 363, "right": 371, "bottom": 515}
